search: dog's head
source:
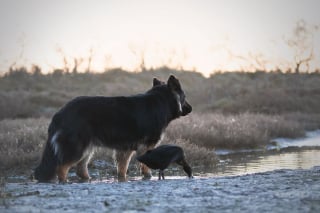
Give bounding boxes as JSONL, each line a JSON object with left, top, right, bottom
{"left": 166, "top": 75, "right": 192, "bottom": 116}
{"left": 152, "top": 75, "right": 192, "bottom": 117}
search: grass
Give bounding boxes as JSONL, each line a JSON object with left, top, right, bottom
{"left": 1, "top": 68, "right": 320, "bottom": 119}
{"left": 1, "top": 112, "right": 320, "bottom": 178}
{"left": 0, "top": 118, "right": 48, "bottom": 177}
{"left": 1, "top": 67, "right": 320, "bottom": 179}
{"left": 166, "top": 113, "right": 315, "bottom": 149}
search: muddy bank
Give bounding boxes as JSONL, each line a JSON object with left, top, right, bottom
{"left": 1, "top": 167, "right": 319, "bottom": 213}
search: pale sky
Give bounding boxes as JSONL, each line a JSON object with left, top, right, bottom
{"left": 0, "top": 0, "right": 319, "bottom": 76}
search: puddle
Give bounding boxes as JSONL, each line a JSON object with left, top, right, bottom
{"left": 211, "top": 149, "right": 320, "bottom": 177}
{"left": 1, "top": 131, "right": 320, "bottom": 212}
{"left": 272, "top": 129, "right": 320, "bottom": 148}
{"left": 212, "top": 130, "right": 320, "bottom": 177}
{"left": 3, "top": 130, "right": 320, "bottom": 183}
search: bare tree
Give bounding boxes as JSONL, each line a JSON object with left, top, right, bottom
{"left": 285, "top": 20, "right": 317, "bottom": 73}
{"left": 31, "top": 64, "right": 41, "bottom": 76}
{"left": 225, "top": 48, "right": 269, "bottom": 71}
{"left": 72, "top": 57, "right": 84, "bottom": 74}
{"left": 86, "top": 47, "right": 94, "bottom": 73}
{"left": 56, "top": 46, "right": 69, "bottom": 73}
{"left": 248, "top": 52, "right": 268, "bottom": 71}
{"left": 129, "top": 43, "right": 147, "bottom": 72}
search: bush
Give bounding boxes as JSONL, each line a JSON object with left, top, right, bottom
{"left": 0, "top": 113, "right": 319, "bottom": 178}
{"left": 0, "top": 118, "right": 48, "bottom": 176}
{"left": 166, "top": 113, "right": 306, "bottom": 149}
{"left": 2, "top": 69, "right": 320, "bottom": 119}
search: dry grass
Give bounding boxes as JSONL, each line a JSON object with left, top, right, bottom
{"left": 205, "top": 71, "right": 320, "bottom": 114}
{"left": 166, "top": 113, "right": 306, "bottom": 149}
{"left": 0, "top": 118, "right": 48, "bottom": 177}
{"left": 1, "top": 112, "right": 319, "bottom": 178}
{"left": 283, "top": 113, "right": 320, "bottom": 131}
{"left": 1, "top": 68, "right": 320, "bottom": 178}
{"left": 1, "top": 68, "right": 320, "bottom": 119}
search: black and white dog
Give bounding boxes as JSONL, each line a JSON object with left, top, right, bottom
{"left": 34, "top": 75, "right": 192, "bottom": 182}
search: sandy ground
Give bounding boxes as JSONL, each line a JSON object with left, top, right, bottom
{"left": 1, "top": 166, "right": 319, "bottom": 213}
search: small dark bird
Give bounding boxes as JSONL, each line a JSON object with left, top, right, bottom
{"left": 136, "top": 145, "right": 193, "bottom": 180}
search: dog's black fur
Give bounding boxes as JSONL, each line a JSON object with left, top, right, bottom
{"left": 136, "top": 144, "right": 193, "bottom": 180}
{"left": 34, "top": 75, "right": 192, "bottom": 182}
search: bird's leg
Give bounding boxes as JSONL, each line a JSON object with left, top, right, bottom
{"left": 160, "top": 170, "right": 165, "bottom": 180}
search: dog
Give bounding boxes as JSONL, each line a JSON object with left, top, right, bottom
{"left": 34, "top": 75, "right": 192, "bottom": 182}
{"left": 136, "top": 144, "right": 193, "bottom": 180}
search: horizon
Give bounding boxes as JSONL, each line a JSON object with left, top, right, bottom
{"left": 0, "top": 0, "right": 319, "bottom": 76}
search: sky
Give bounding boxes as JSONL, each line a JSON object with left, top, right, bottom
{"left": 0, "top": 0, "right": 319, "bottom": 76}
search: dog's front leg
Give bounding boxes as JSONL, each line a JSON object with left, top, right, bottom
{"left": 114, "top": 150, "right": 134, "bottom": 182}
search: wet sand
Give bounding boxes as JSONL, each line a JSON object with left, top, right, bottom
{"left": 1, "top": 166, "right": 319, "bottom": 213}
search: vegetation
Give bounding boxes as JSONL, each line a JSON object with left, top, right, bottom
{"left": 1, "top": 67, "right": 320, "bottom": 178}
{"left": 1, "top": 67, "right": 320, "bottom": 120}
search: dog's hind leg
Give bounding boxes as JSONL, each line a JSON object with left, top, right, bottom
{"left": 57, "top": 162, "right": 75, "bottom": 183}
{"left": 56, "top": 140, "right": 90, "bottom": 183}
{"left": 114, "top": 150, "right": 134, "bottom": 182}
{"left": 76, "top": 151, "right": 94, "bottom": 181}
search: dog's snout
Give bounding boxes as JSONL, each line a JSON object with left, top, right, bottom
{"left": 182, "top": 101, "right": 192, "bottom": 116}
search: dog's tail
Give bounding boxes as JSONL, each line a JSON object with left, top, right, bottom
{"left": 34, "top": 137, "right": 58, "bottom": 182}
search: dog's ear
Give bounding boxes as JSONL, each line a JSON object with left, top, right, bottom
{"left": 153, "top": 78, "right": 162, "bottom": 87}
{"left": 167, "top": 75, "right": 181, "bottom": 91}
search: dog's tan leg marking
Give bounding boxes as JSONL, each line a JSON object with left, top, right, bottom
{"left": 114, "top": 150, "right": 134, "bottom": 182}
{"left": 76, "top": 153, "right": 93, "bottom": 181}
{"left": 57, "top": 162, "right": 74, "bottom": 183}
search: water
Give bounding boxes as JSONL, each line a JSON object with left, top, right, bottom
{"left": 211, "top": 149, "right": 320, "bottom": 177}
{"left": 211, "top": 130, "right": 320, "bottom": 177}
{"left": 3, "top": 132, "right": 320, "bottom": 213}
{"left": 272, "top": 129, "right": 320, "bottom": 148}
{"left": 3, "top": 167, "right": 320, "bottom": 213}
{"left": 4, "top": 131, "right": 320, "bottom": 183}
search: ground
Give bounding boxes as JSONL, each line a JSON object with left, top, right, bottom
{"left": 1, "top": 167, "right": 319, "bottom": 213}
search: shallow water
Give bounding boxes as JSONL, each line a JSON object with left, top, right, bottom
{"left": 211, "top": 149, "right": 320, "bottom": 177}
{"left": 1, "top": 131, "right": 320, "bottom": 212}
{"left": 211, "top": 130, "right": 320, "bottom": 177}
{"left": 1, "top": 167, "right": 320, "bottom": 213}
{"left": 273, "top": 130, "right": 320, "bottom": 148}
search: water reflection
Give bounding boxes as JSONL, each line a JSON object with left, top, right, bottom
{"left": 9, "top": 131, "right": 320, "bottom": 182}
{"left": 272, "top": 130, "right": 320, "bottom": 148}
{"left": 206, "top": 130, "right": 320, "bottom": 177}
{"left": 211, "top": 149, "right": 320, "bottom": 177}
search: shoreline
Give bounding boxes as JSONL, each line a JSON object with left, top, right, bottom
{"left": 1, "top": 167, "right": 320, "bottom": 212}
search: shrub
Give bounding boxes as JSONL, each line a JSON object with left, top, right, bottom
{"left": 166, "top": 113, "right": 306, "bottom": 149}
{"left": 0, "top": 112, "right": 319, "bottom": 178}
{"left": 0, "top": 118, "right": 48, "bottom": 176}
{"left": 2, "top": 69, "right": 320, "bottom": 119}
